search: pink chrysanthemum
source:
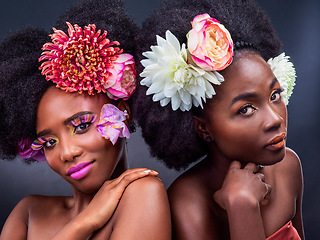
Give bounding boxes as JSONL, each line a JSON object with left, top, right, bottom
{"left": 39, "top": 22, "right": 123, "bottom": 95}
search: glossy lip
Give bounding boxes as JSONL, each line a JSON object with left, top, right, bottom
{"left": 265, "top": 132, "right": 286, "bottom": 151}
{"left": 67, "top": 161, "right": 94, "bottom": 180}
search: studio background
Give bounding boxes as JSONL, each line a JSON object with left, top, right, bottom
{"left": 0, "top": 0, "right": 319, "bottom": 238}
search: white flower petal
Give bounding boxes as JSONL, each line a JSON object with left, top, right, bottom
{"left": 267, "top": 52, "right": 296, "bottom": 105}
{"left": 153, "top": 91, "right": 166, "bottom": 101}
{"left": 171, "top": 93, "right": 181, "bottom": 111}
{"left": 160, "top": 97, "right": 170, "bottom": 107}
{"left": 166, "top": 30, "right": 181, "bottom": 52}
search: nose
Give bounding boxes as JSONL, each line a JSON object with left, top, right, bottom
{"left": 59, "top": 137, "right": 82, "bottom": 162}
{"left": 263, "top": 104, "right": 285, "bottom": 132}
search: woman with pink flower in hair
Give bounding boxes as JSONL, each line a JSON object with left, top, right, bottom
{"left": 134, "top": 0, "right": 304, "bottom": 239}
{"left": 0, "top": 0, "right": 171, "bottom": 239}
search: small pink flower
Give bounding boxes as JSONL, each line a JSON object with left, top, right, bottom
{"left": 17, "top": 138, "right": 46, "bottom": 162}
{"left": 106, "top": 54, "right": 136, "bottom": 100}
{"left": 39, "top": 22, "right": 123, "bottom": 95}
{"left": 187, "top": 14, "right": 233, "bottom": 71}
{"left": 97, "top": 104, "right": 130, "bottom": 145}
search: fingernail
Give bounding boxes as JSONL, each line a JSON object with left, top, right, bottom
{"left": 257, "top": 165, "right": 264, "bottom": 171}
{"left": 151, "top": 170, "right": 159, "bottom": 175}
{"left": 143, "top": 170, "right": 151, "bottom": 173}
{"left": 156, "top": 177, "right": 162, "bottom": 182}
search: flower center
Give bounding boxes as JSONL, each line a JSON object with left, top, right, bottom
{"left": 63, "top": 41, "right": 102, "bottom": 79}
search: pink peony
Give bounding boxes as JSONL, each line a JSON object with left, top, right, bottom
{"left": 106, "top": 54, "right": 136, "bottom": 100}
{"left": 187, "top": 14, "right": 233, "bottom": 71}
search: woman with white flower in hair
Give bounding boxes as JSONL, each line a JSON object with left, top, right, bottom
{"left": 133, "top": 0, "right": 304, "bottom": 239}
{"left": 0, "top": 0, "right": 171, "bottom": 239}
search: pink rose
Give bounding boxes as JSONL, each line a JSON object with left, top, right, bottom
{"left": 105, "top": 54, "right": 136, "bottom": 100}
{"left": 187, "top": 13, "right": 233, "bottom": 71}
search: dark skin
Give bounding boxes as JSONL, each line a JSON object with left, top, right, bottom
{"left": 168, "top": 52, "right": 304, "bottom": 240}
{"left": 0, "top": 87, "right": 171, "bottom": 240}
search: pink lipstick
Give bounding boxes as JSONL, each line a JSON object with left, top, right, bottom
{"left": 265, "top": 133, "right": 286, "bottom": 151}
{"left": 67, "top": 162, "right": 93, "bottom": 180}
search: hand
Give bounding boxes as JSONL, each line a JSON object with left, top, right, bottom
{"left": 213, "top": 161, "right": 271, "bottom": 210}
{"left": 82, "top": 168, "right": 159, "bottom": 231}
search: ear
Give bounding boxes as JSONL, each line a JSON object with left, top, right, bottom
{"left": 116, "top": 100, "right": 131, "bottom": 127}
{"left": 193, "top": 115, "right": 212, "bottom": 142}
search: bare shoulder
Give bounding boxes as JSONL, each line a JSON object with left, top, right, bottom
{"left": 275, "top": 147, "right": 302, "bottom": 180}
{"left": 0, "top": 195, "right": 60, "bottom": 239}
{"left": 119, "top": 175, "right": 170, "bottom": 212}
{"left": 168, "top": 164, "right": 209, "bottom": 205}
{"left": 111, "top": 176, "right": 171, "bottom": 239}
{"left": 271, "top": 147, "right": 303, "bottom": 198}
{"left": 167, "top": 166, "right": 217, "bottom": 240}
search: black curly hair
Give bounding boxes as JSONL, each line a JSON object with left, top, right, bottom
{"left": 0, "top": 0, "right": 138, "bottom": 161}
{"left": 132, "top": 0, "right": 282, "bottom": 170}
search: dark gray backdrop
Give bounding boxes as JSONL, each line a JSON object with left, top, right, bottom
{"left": 0, "top": 0, "right": 319, "bottom": 239}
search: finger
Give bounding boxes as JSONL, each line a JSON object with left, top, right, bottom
{"left": 114, "top": 169, "right": 158, "bottom": 191}
{"left": 265, "top": 183, "right": 272, "bottom": 196}
{"left": 256, "top": 173, "right": 265, "bottom": 183}
{"left": 112, "top": 168, "right": 158, "bottom": 187}
{"left": 229, "top": 161, "right": 241, "bottom": 170}
{"left": 243, "top": 162, "right": 258, "bottom": 172}
{"left": 111, "top": 168, "right": 158, "bottom": 186}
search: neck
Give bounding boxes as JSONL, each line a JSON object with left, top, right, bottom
{"left": 202, "top": 143, "right": 234, "bottom": 190}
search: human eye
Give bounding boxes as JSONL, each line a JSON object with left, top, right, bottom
{"left": 32, "top": 136, "right": 59, "bottom": 150}
{"left": 270, "top": 88, "right": 284, "bottom": 102}
{"left": 68, "top": 114, "right": 97, "bottom": 134}
{"left": 237, "top": 104, "right": 256, "bottom": 116}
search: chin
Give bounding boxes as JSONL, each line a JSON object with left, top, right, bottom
{"left": 262, "top": 148, "right": 286, "bottom": 166}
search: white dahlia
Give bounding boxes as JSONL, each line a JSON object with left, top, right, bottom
{"left": 140, "top": 30, "right": 224, "bottom": 111}
{"left": 267, "top": 53, "right": 296, "bottom": 105}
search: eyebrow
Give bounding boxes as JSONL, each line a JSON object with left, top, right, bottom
{"left": 36, "top": 111, "right": 95, "bottom": 137}
{"left": 270, "top": 78, "right": 278, "bottom": 90}
{"left": 36, "top": 129, "right": 52, "bottom": 138}
{"left": 230, "top": 78, "right": 278, "bottom": 106}
{"left": 64, "top": 111, "right": 95, "bottom": 125}
{"left": 231, "top": 92, "right": 258, "bottom": 106}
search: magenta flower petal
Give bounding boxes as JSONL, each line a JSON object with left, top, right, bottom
{"left": 96, "top": 104, "right": 130, "bottom": 145}
{"left": 17, "top": 139, "right": 46, "bottom": 162}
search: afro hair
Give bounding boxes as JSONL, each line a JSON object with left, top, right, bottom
{"left": 0, "top": 0, "right": 138, "bottom": 161}
{"left": 132, "top": 0, "right": 282, "bottom": 170}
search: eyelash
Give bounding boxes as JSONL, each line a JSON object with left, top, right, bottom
{"left": 270, "top": 88, "right": 284, "bottom": 102}
{"left": 237, "top": 103, "right": 256, "bottom": 116}
{"left": 237, "top": 88, "right": 284, "bottom": 116}
{"left": 32, "top": 136, "right": 59, "bottom": 150}
{"left": 68, "top": 114, "right": 97, "bottom": 134}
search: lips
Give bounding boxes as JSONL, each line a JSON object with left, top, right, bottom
{"left": 67, "top": 161, "right": 93, "bottom": 180}
{"left": 265, "top": 133, "right": 286, "bottom": 151}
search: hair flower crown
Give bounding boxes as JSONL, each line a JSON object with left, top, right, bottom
{"left": 140, "top": 14, "right": 296, "bottom": 111}
{"left": 140, "top": 14, "right": 233, "bottom": 111}
{"left": 39, "top": 22, "right": 136, "bottom": 100}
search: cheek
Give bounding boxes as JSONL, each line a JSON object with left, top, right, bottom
{"left": 44, "top": 151, "right": 63, "bottom": 175}
{"left": 210, "top": 119, "right": 260, "bottom": 160}
{"left": 86, "top": 129, "right": 122, "bottom": 162}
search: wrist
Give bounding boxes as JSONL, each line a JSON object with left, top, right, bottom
{"left": 224, "top": 191, "right": 260, "bottom": 212}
